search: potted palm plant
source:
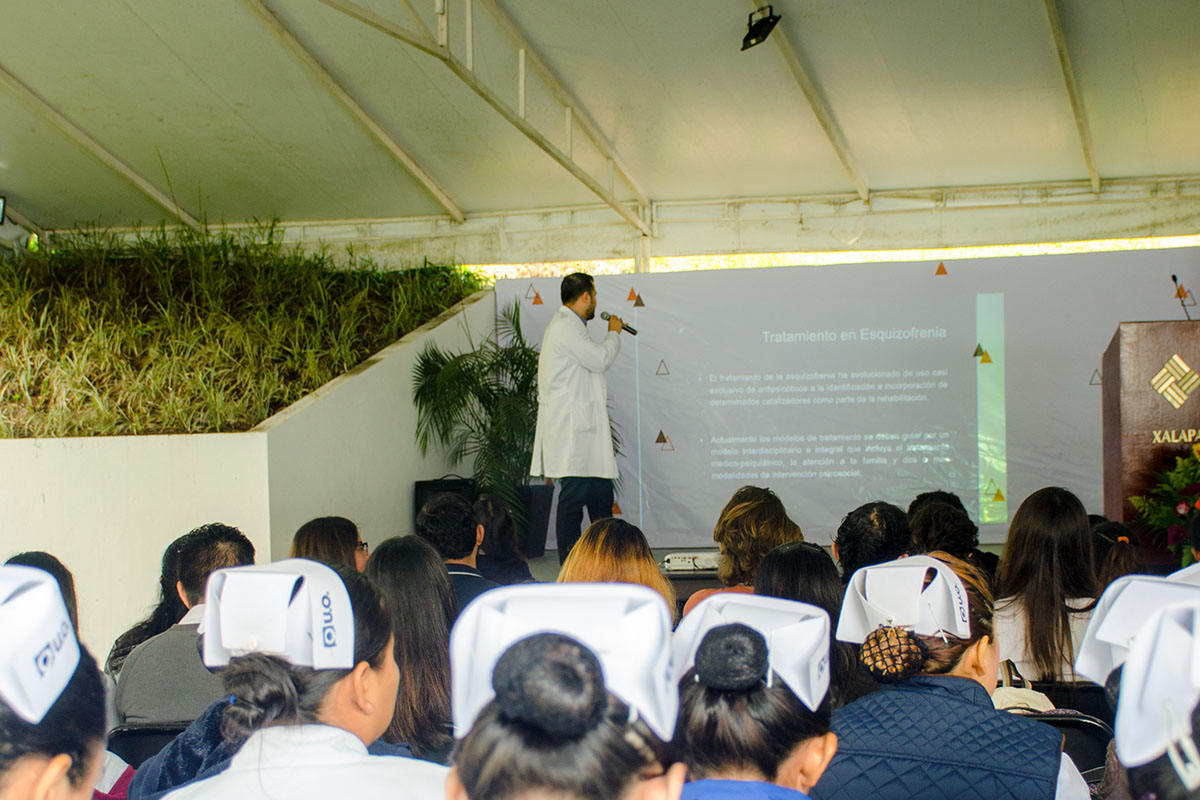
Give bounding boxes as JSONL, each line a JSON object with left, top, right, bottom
{"left": 412, "top": 300, "right": 553, "bottom": 555}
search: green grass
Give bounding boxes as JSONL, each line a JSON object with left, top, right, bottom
{"left": 0, "top": 225, "right": 486, "bottom": 437}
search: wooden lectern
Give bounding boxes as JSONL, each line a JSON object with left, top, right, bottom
{"left": 1102, "top": 322, "right": 1200, "bottom": 536}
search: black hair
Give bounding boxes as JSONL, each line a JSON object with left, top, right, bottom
{"left": 908, "top": 503, "right": 979, "bottom": 560}
{"left": 176, "top": 523, "right": 255, "bottom": 606}
{"left": 366, "top": 536, "right": 457, "bottom": 756}
{"left": 755, "top": 542, "right": 857, "bottom": 708}
{"left": 560, "top": 272, "right": 595, "bottom": 305}
{"left": 4, "top": 552, "right": 78, "bottom": 633}
{"left": 106, "top": 531, "right": 192, "bottom": 675}
{"left": 907, "top": 490, "right": 967, "bottom": 518}
{"left": 416, "top": 492, "right": 477, "bottom": 560}
{"left": 677, "top": 624, "right": 831, "bottom": 783}
{"left": 475, "top": 495, "right": 523, "bottom": 563}
{"left": 454, "top": 633, "right": 673, "bottom": 800}
{"left": 1190, "top": 513, "right": 1200, "bottom": 555}
{"left": 289, "top": 516, "right": 361, "bottom": 570}
{"left": 0, "top": 646, "right": 106, "bottom": 786}
{"left": 834, "top": 502, "right": 910, "bottom": 581}
{"left": 219, "top": 563, "right": 393, "bottom": 746}
{"left": 1092, "top": 521, "right": 1146, "bottom": 591}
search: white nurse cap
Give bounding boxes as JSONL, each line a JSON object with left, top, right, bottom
{"left": 450, "top": 583, "right": 676, "bottom": 741}
{"left": 0, "top": 565, "right": 80, "bottom": 723}
{"left": 202, "top": 559, "right": 355, "bottom": 669}
{"left": 672, "top": 593, "right": 830, "bottom": 712}
{"left": 837, "top": 555, "right": 971, "bottom": 643}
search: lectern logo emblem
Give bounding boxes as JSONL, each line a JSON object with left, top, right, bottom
{"left": 1150, "top": 354, "right": 1200, "bottom": 409}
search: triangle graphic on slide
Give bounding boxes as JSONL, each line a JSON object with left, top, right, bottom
{"left": 655, "top": 430, "right": 667, "bottom": 444}
{"left": 973, "top": 344, "right": 984, "bottom": 357}
{"left": 661, "top": 435, "right": 675, "bottom": 452}
{"left": 979, "top": 351, "right": 993, "bottom": 364}
{"left": 984, "top": 479, "right": 998, "bottom": 495}
{"left": 612, "top": 502, "right": 623, "bottom": 515}
{"left": 633, "top": 294, "right": 646, "bottom": 307}
{"left": 935, "top": 262, "right": 948, "bottom": 275}
{"left": 993, "top": 490, "right": 1006, "bottom": 502}
{"left": 627, "top": 288, "right": 638, "bottom": 301}
{"left": 1089, "top": 369, "right": 1102, "bottom": 386}
{"left": 525, "top": 284, "right": 538, "bottom": 299}
{"left": 531, "top": 291, "right": 543, "bottom": 305}
{"left": 656, "top": 360, "right": 670, "bottom": 375}
{"left": 1178, "top": 285, "right": 1189, "bottom": 299}
{"left": 1186, "top": 290, "right": 1197, "bottom": 307}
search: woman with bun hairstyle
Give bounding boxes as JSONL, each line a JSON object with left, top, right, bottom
{"left": 557, "top": 518, "right": 677, "bottom": 620}
{"left": 994, "top": 487, "right": 1097, "bottom": 681}
{"left": 672, "top": 594, "right": 839, "bottom": 799}
{"left": 811, "top": 553, "right": 1088, "bottom": 800}
{"left": 0, "top": 565, "right": 107, "bottom": 800}
{"left": 448, "top": 583, "right": 687, "bottom": 800}
{"left": 162, "top": 560, "right": 446, "bottom": 800}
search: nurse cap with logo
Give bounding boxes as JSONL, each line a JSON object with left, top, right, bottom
{"left": 836, "top": 555, "right": 974, "bottom": 683}
{"left": 0, "top": 565, "right": 81, "bottom": 723}
{"left": 201, "top": 559, "right": 355, "bottom": 669}
{"left": 672, "top": 593, "right": 830, "bottom": 711}
{"left": 450, "top": 583, "right": 677, "bottom": 742}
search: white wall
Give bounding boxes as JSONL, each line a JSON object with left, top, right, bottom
{"left": 258, "top": 289, "right": 496, "bottom": 559}
{"left": 0, "top": 433, "right": 270, "bottom": 657}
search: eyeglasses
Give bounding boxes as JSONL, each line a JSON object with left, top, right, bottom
{"left": 356, "top": 541, "right": 369, "bottom": 553}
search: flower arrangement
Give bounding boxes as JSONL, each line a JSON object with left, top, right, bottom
{"left": 1128, "top": 446, "right": 1200, "bottom": 566}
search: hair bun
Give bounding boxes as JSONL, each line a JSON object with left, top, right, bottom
{"left": 694, "top": 623, "right": 769, "bottom": 691}
{"left": 859, "top": 626, "right": 929, "bottom": 683}
{"left": 492, "top": 633, "right": 606, "bottom": 738}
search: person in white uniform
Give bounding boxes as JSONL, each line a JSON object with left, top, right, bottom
{"left": 447, "top": 583, "right": 687, "bottom": 800}
{"left": 530, "top": 272, "right": 628, "bottom": 563}
{"left": 0, "top": 564, "right": 107, "bottom": 800}
{"left": 162, "top": 559, "right": 446, "bottom": 800}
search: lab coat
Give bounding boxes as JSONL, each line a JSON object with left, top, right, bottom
{"left": 161, "top": 724, "right": 447, "bottom": 800}
{"left": 530, "top": 305, "right": 621, "bottom": 479}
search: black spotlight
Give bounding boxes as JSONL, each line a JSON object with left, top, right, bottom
{"left": 742, "top": 5, "right": 781, "bottom": 51}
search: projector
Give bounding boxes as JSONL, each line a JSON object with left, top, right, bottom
{"left": 661, "top": 551, "right": 721, "bottom": 572}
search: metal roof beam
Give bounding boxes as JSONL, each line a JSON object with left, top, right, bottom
{"left": 247, "top": 0, "right": 465, "bottom": 223}
{"left": 756, "top": 3, "right": 869, "bottom": 202}
{"left": 475, "top": 0, "right": 649, "bottom": 208}
{"left": 0, "top": 62, "right": 203, "bottom": 231}
{"left": 3, "top": 203, "right": 44, "bottom": 236}
{"left": 319, "top": 0, "right": 651, "bottom": 236}
{"left": 1042, "top": 0, "right": 1101, "bottom": 193}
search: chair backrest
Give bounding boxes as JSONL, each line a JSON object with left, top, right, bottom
{"left": 1030, "top": 681, "right": 1115, "bottom": 728}
{"left": 107, "top": 724, "right": 188, "bottom": 769}
{"left": 1017, "top": 712, "right": 1113, "bottom": 786}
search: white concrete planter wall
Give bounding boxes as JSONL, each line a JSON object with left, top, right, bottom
{"left": 0, "top": 289, "right": 496, "bottom": 657}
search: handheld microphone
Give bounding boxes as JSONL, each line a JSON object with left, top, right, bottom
{"left": 1173, "top": 274, "right": 1192, "bottom": 321}
{"left": 600, "top": 311, "right": 638, "bottom": 336}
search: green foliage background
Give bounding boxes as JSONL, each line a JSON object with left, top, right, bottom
{"left": 1129, "top": 452, "right": 1200, "bottom": 563}
{"left": 0, "top": 225, "right": 485, "bottom": 437}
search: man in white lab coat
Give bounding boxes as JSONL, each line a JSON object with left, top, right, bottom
{"left": 530, "top": 273, "right": 628, "bottom": 563}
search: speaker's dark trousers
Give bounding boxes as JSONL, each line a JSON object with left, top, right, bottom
{"left": 555, "top": 477, "right": 613, "bottom": 564}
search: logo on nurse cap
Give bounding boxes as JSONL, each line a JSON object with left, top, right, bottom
{"left": 320, "top": 592, "right": 337, "bottom": 647}
{"left": 0, "top": 566, "right": 82, "bottom": 724}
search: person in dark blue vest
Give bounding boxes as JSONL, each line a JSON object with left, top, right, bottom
{"left": 672, "top": 594, "right": 839, "bottom": 800}
{"left": 812, "top": 553, "right": 1089, "bottom": 800}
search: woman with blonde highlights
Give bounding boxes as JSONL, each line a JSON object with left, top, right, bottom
{"left": 557, "top": 518, "right": 677, "bottom": 619}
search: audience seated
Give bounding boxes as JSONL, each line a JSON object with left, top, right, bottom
{"left": 755, "top": 541, "right": 874, "bottom": 707}
{"left": 115, "top": 523, "right": 255, "bottom": 726}
{"left": 995, "top": 487, "right": 1097, "bottom": 681}
{"left": 448, "top": 583, "right": 685, "bottom": 800}
{"left": 289, "top": 516, "right": 367, "bottom": 571}
{"left": 557, "top": 517, "right": 677, "bottom": 621}
{"left": 832, "top": 501, "right": 909, "bottom": 583}
{"left": 365, "top": 535, "right": 457, "bottom": 763}
{"left": 473, "top": 495, "right": 534, "bottom": 585}
{"left": 673, "top": 594, "right": 838, "bottom": 799}
{"left": 0, "top": 565, "right": 107, "bottom": 800}
{"left": 1091, "top": 520, "right": 1147, "bottom": 591}
{"left": 683, "top": 486, "right": 803, "bottom": 616}
{"left": 415, "top": 492, "right": 499, "bottom": 614}
{"left": 106, "top": 533, "right": 192, "bottom": 677}
{"left": 907, "top": 490, "right": 999, "bottom": 580}
{"left": 4, "top": 551, "right": 79, "bottom": 632}
{"left": 159, "top": 560, "right": 446, "bottom": 800}
{"left": 812, "top": 553, "right": 1088, "bottom": 800}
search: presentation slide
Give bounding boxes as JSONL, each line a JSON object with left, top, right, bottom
{"left": 498, "top": 248, "right": 1198, "bottom": 546}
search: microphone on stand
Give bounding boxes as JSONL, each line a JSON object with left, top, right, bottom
{"left": 600, "top": 311, "right": 638, "bottom": 336}
{"left": 1173, "top": 274, "right": 1193, "bottom": 321}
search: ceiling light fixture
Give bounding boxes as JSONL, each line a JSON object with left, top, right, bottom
{"left": 742, "top": 5, "right": 781, "bottom": 51}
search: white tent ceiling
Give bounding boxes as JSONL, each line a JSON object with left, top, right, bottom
{"left": 1, "top": 0, "right": 1198, "bottom": 263}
